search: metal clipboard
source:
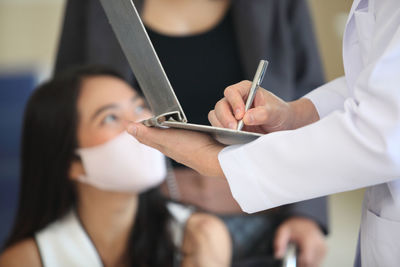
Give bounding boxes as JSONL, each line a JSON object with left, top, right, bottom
{"left": 99, "top": 0, "right": 263, "bottom": 145}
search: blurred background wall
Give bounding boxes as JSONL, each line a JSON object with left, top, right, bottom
{"left": 0, "top": 0, "right": 364, "bottom": 265}
{"left": 0, "top": 0, "right": 65, "bottom": 247}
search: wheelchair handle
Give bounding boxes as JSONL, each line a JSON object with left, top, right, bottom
{"left": 282, "top": 243, "right": 297, "bottom": 267}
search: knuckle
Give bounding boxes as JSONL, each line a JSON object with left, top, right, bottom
{"left": 208, "top": 111, "right": 218, "bottom": 126}
{"left": 276, "top": 225, "right": 286, "bottom": 236}
{"left": 256, "top": 108, "right": 269, "bottom": 123}
{"left": 301, "top": 254, "right": 313, "bottom": 265}
{"left": 224, "top": 86, "right": 233, "bottom": 97}
{"left": 134, "top": 124, "right": 144, "bottom": 139}
{"left": 188, "top": 214, "right": 223, "bottom": 239}
{"left": 216, "top": 98, "right": 226, "bottom": 106}
{"left": 239, "top": 80, "right": 251, "bottom": 86}
{"left": 264, "top": 103, "right": 272, "bottom": 113}
{"left": 208, "top": 109, "right": 214, "bottom": 119}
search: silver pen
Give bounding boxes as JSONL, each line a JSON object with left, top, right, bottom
{"left": 237, "top": 60, "right": 269, "bottom": 131}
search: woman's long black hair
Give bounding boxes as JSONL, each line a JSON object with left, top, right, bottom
{"left": 3, "top": 65, "right": 176, "bottom": 267}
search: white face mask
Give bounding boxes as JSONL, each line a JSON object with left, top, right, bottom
{"left": 75, "top": 131, "right": 167, "bottom": 193}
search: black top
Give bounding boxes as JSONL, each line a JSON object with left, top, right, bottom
{"left": 146, "top": 8, "right": 244, "bottom": 125}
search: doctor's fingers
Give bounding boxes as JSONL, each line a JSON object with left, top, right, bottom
{"left": 246, "top": 92, "right": 293, "bottom": 132}
{"left": 127, "top": 122, "right": 168, "bottom": 153}
{"left": 127, "top": 122, "right": 199, "bottom": 168}
{"left": 126, "top": 122, "right": 201, "bottom": 158}
{"left": 127, "top": 122, "right": 225, "bottom": 177}
{"left": 297, "top": 238, "right": 326, "bottom": 267}
{"left": 242, "top": 106, "right": 271, "bottom": 127}
{"left": 273, "top": 225, "right": 291, "bottom": 259}
{"left": 223, "top": 80, "right": 252, "bottom": 120}
{"left": 294, "top": 228, "right": 326, "bottom": 267}
{"left": 208, "top": 110, "right": 224, "bottom": 128}
{"left": 211, "top": 99, "right": 237, "bottom": 129}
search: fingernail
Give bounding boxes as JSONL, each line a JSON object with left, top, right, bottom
{"left": 228, "top": 122, "right": 236, "bottom": 129}
{"left": 235, "top": 108, "right": 241, "bottom": 117}
{"left": 127, "top": 124, "right": 137, "bottom": 136}
{"left": 274, "top": 249, "right": 283, "bottom": 259}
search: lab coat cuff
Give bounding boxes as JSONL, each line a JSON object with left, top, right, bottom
{"left": 303, "top": 76, "right": 347, "bottom": 119}
{"left": 218, "top": 145, "right": 273, "bottom": 214}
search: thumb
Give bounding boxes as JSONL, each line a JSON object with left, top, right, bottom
{"left": 243, "top": 106, "right": 269, "bottom": 126}
{"left": 126, "top": 122, "right": 161, "bottom": 150}
{"left": 274, "top": 225, "right": 291, "bottom": 259}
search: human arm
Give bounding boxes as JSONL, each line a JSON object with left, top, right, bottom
{"left": 129, "top": 25, "right": 400, "bottom": 213}
{"left": 126, "top": 77, "right": 350, "bottom": 204}
{"left": 127, "top": 0, "right": 400, "bottom": 223}
{"left": 127, "top": 124, "right": 225, "bottom": 178}
{"left": 0, "top": 238, "right": 42, "bottom": 267}
{"left": 202, "top": 82, "right": 331, "bottom": 264}
{"left": 274, "top": 217, "right": 326, "bottom": 267}
{"left": 181, "top": 213, "right": 231, "bottom": 267}
{"left": 208, "top": 80, "right": 320, "bottom": 132}
{"left": 217, "top": 20, "right": 400, "bottom": 213}
{"left": 162, "top": 168, "right": 243, "bottom": 214}
{"left": 125, "top": 81, "right": 320, "bottom": 181}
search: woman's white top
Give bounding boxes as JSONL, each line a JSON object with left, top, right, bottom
{"left": 35, "top": 210, "right": 103, "bottom": 267}
{"left": 35, "top": 203, "right": 192, "bottom": 267}
{"left": 219, "top": 0, "right": 400, "bottom": 266}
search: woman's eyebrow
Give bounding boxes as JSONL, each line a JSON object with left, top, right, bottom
{"left": 131, "top": 94, "right": 141, "bottom": 103}
{"left": 90, "top": 95, "right": 140, "bottom": 121}
{"left": 90, "top": 104, "right": 118, "bottom": 121}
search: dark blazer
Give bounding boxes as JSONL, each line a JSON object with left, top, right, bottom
{"left": 55, "top": 0, "right": 329, "bottom": 233}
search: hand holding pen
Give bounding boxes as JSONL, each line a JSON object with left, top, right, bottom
{"left": 209, "top": 59, "right": 308, "bottom": 134}
{"left": 237, "top": 60, "right": 269, "bottom": 131}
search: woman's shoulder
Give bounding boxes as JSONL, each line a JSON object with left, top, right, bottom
{"left": 167, "top": 202, "right": 228, "bottom": 238}
{"left": 184, "top": 212, "right": 229, "bottom": 239}
{"left": 0, "top": 238, "right": 42, "bottom": 267}
{"left": 181, "top": 212, "right": 232, "bottom": 266}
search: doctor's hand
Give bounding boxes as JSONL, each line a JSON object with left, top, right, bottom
{"left": 208, "top": 81, "right": 319, "bottom": 133}
{"left": 274, "top": 217, "right": 327, "bottom": 267}
{"left": 126, "top": 123, "right": 226, "bottom": 178}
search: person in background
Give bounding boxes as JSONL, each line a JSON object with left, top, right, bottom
{"left": 0, "top": 66, "right": 231, "bottom": 267}
{"left": 55, "top": 0, "right": 328, "bottom": 265}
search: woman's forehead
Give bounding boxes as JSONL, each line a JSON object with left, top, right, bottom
{"left": 78, "top": 76, "right": 138, "bottom": 107}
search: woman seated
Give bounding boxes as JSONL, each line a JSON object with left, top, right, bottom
{"left": 0, "top": 66, "right": 231, "bottom": 267}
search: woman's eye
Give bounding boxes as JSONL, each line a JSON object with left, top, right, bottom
{"left": 102, "top": 114, "right": 118, "bottom": 124}
{"left": 134, "top": 106, "right": 144, "bottom": 115}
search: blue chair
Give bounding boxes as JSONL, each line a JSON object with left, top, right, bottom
{"left": 0, "top": 71, "right": 36, "bottom": 248}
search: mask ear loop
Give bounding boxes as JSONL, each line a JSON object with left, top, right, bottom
{"left": 165, "top": 159, "right": 181, "bottom": 201}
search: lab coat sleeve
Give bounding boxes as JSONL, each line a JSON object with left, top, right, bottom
{"left": 303, "top": 76, "right": 348, "bottom": 118}
{"left": 219, "top": 26, "right": 400, "bottom": 214}
{"left": 282, "top": 0, "right": 329, "bottom": 233}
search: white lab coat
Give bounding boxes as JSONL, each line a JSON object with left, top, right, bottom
{"left": 219, "top": 0, "right": 400, "bottom": 265}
